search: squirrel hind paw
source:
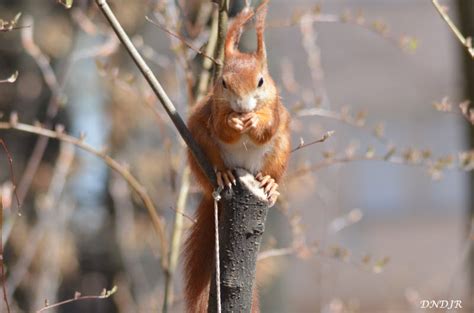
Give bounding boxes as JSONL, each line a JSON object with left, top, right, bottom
{"left": 216, "top": 169, "right": 237, "bottom": 190}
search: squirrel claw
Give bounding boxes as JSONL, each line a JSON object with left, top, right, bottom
{"left": 268, "top": 191, "right": 280, "bottom": 207}
{"left": 216, "top": 169, "right": 236, "bottom": 190}
{"left": 255, "top": 173, "right": 279, "bottom": 206}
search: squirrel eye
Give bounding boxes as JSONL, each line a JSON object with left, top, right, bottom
{"left": 222, "top": 79, "right": 227, "bottom": 89}
{"left": 257, "top": 77, "right": 264, "bottom": 88}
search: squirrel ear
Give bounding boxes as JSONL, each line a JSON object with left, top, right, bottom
{"left": 256, "top": 0, "right": 269, "bottom": 61}
{"left": 225, "top": 9, "right": 254, "bottom": 59}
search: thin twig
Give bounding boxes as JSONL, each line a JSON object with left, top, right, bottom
{"left": 196, "top": 8, "right": 219, "bottom": 101}
{"left": 295, "top": 106, "right": 388, "bottom": 144}
{"left": 35, "top": 287, "right": 117, "bottom": 312}
{"left": 291, "top": 130, "right": 335, "bottom": 153}
{"left": 213, "top": 0, "right": 229, "bottom": 81}
{"left": 169, "top": 205, "right": 196, "bottom": 224}
{"left": 163, "top": 166, "right": 191, "bottom": 313}
{"left": 14, "top": 15, "right": 73, "bottom": 216}
{"left": 432, "top": 0, "right": 474, "bottom": 58}
{"left": 145, "top": 16, "right": 220, "bottom": 65}
{"left": 0, "top": 140, "right": 20, "bottom": 210}
{"left": 257, "top": 247, "right": 295, "bottom": 261}
{"left": 21, "top": 16, "right": 61, "bottom": 95}
{"left": 0, "top": 118, "right": 168, "bottom": 264}
{"left": 0, "top": 197, "right": 11, "bottom": 313}
{"left": 95, "top": 0, "right": 216, "bottom": 187}
{"left": 287, "top": 149, "right": 471, "bottom": 182}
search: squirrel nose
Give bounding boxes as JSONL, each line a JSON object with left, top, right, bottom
{"left": 236, "top": 97, "right": 257, "bottom": 113}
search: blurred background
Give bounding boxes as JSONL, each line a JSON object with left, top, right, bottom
{"left": 0, "top": 0, "right": 473, "bottom": 312}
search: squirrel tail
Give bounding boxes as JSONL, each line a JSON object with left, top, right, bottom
{"left": 184, "top": 195, "right": 215, "bottom": 313}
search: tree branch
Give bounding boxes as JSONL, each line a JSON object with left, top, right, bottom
{"left": 432, "top": 0, "right": 474, "bottom": 58}
{"left": 197, "top": 8, "right": 220, "bottom": 101}
{"left": 213, "top": 0, "right": 229, "bottom": 81}
{"left": 95, "top": 0, "right": 216, "bottom": 187}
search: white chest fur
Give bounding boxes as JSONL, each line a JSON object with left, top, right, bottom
{"left": 218, "top": 135, "right": 272, "bottom": 174}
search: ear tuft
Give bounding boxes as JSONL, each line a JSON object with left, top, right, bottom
{"left": 224, "top": 9, "right": 254, "bottom": 59}
{"left": 224, "top": 0, "right": 270, "bottom": 61}
{"left": 256, "top": 0, "right": 269, "bottom": 60}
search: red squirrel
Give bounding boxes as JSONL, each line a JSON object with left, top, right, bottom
{"left": 184, "top": 2, "right": 290, "bottom": 312}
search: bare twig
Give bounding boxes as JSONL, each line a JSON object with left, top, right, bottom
{"left": 163, "top": 166, "right": 191, "bottom": 313}
{"left": 95, "top": 0, "right": 216, "bottom": 186}
{"left": 145, "top": 16, "right": 220, "bottom": 65}
{"left": 288, "top": 148, "right": 473, "bottom": 182}
{"left": 21, "top": 16, "right": 61, "bottom": 95}
{"left": 169, "top": 205, "right": 196, "bottom": 224}
{"left": 0, "top": 118, "right": 168, "bottom": 263}
{"left": 14, "top": 15, "right": 70, "bottom": 215}
{"left": 257, "top": 210, "right": 388, "bottom": 274}
{"left": 35, "top": 287, "right": 117, "bottom": 312}
{"left": 213, "top": 0, "right": 229, "bottom": 81}
{"left": 0, "top": 197, "right": 11, "bottom": 313}
{"left": 196, "top": 8, "right": 219, "bottom": 101}
{"left": 258, "top": 242, "right": 390, "bottom": 274}
{"left": 291, "top": 130, "right": 335, "bottom": 153}
{"left": 0, "top": 140, "right": 20, "bottom": 210}
{"left": 432, "top": 0, "right": 474, "bottom": 58}
{"left": 295, "top": 106, "right": 388, "bottom": 144}
{"left": 257, "top": 247, "right": 295, "bottom": 261}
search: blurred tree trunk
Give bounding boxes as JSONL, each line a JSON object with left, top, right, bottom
{"left": 457, "top": 0, "right": 474, "bottom": 307}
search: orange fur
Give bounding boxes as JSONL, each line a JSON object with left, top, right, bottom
{"left": 184, "top": 1, "right": 290, "bottom": 312}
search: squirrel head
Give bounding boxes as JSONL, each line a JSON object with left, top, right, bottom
{"left": 215, "top": 0, "right": 276, "bottom": 113}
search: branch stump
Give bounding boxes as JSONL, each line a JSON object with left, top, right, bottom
{"left": 208, "top": 168, "right": 270, "bottom": 313}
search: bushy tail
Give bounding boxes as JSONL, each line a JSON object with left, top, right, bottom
{"left": 184, "top": 195, "right": 215, "bottom": 313}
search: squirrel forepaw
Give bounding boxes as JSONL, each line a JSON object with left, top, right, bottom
{"left": 255, "top": 173, "right": 280, "bottom": 207}
{"left": 227, "top": 112, "right": 259, "bottom": 133}
{"left": 241, "top": 112, "right": 259, "bottom": 132}
{"left": 227, "top": 112, "right": 245, "bottom": 132}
